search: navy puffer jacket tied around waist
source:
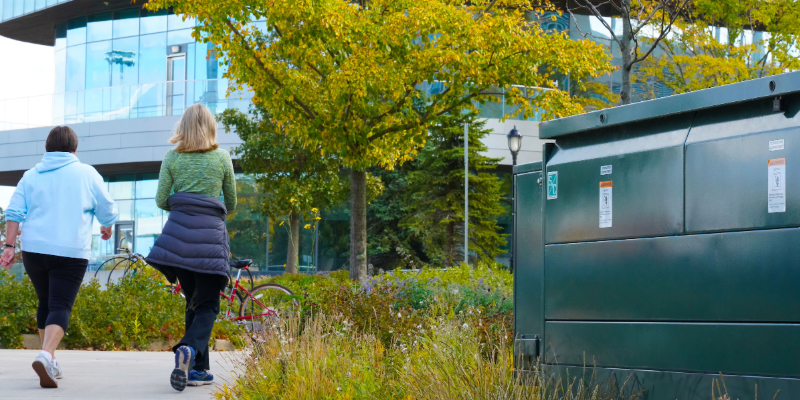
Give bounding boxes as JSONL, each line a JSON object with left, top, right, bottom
{"left": 146, "top": 192, "right": 229, "bottom": 283}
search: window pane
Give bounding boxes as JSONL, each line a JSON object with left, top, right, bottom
{"left": 23, "top": 0, "right": 32, "bottom": 14}
{"left": 67, "top": 16, "right": 87, "bottom": 46}
{"left": 46, "top": 0, "right": 55, "bottom": 6}
{"left": 117, "top": 200, "right": 134, "bottom": 221}
{"left": 2, "top": 0, "right": 11, "bottom": 21}
{"left": 109, "top": 179, "right": 134, "bottom": 200}
{"left": 138, "top": 33, "right": 166, "bottom": 83}
{"left": 134, "top": 199, "right": 162, "bottom": 255}
{"left": 12, "top": 0, "right": 22, "bottom": 17}
{"left": 34, "top": 0, "right": 44, "bottom": 12}
{"left": 54, "top": 22, "right": 66, "bottom": 51}
{"left": 113, "top": 8, "right": 139, "bottom": 38}
{"left": 167, "top": 28, "right": 193, "bottom": 46}
{"left": 140, "top": 8, "right": 167, "bottom": 35}
{"left": 65, "top": 44, "right": 86, "bottom": 92}
{"left": 87, "top": 12, "right": 112, "bottom": 42}
{"left": 86, "top": 40, "right": 112, "bottom": 89}
{"left": 135, "top": 178, "right": 158, "bottom": 198}
{"left": 110, "top": 36, "right": 138, "bottom": 87}
{"left": 54, "top": 48, "right": 66, "bottom": 93}
{"left": 168, "top": 13, "right": 195, "bottom": 31}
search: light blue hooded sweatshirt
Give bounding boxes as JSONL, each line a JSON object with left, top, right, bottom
{"left": 5, "top": 152, "right": 118, "bottom": 260}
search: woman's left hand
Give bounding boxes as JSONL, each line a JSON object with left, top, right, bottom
{"left": 0, "top": 247, "right": 15, "bottom": 268}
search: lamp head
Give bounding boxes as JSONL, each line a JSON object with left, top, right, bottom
{"left": 507, "top": 126, "right": 522, "bottom": 154}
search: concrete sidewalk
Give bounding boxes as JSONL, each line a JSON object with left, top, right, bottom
{"left": 0, "top": 350, "right": 241, "bottom": 400}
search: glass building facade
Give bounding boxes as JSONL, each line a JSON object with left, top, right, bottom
{"left": 0, "top": 0, "right": 69, "bottom": 23}
{"left": 49, "top": 8, "right": 253, "bottom": 124}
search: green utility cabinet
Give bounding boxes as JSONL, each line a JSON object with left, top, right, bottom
{"left": 514, "top": 72, "right": 800, "bottom": 399}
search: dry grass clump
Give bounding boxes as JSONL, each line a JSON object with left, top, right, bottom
{"left": 215, "top": 312, "right": 641, "bottom": 400}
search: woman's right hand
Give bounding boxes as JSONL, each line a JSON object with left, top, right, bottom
{"left": 0, "top": 247, "right": 15, "bottom": 268}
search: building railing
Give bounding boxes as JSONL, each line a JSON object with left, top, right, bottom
{"left": 0, "top": 79, "right": 253, "bottom": 131}
{"left": 0, "top": 79, "right": 549, "bottom": 132}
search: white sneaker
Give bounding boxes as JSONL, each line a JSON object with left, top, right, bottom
{"left": 52, "top": 360, "right": 63, "bottom": 379}
{"left": 32, "top": 352, "right": 58, "bottom": 388}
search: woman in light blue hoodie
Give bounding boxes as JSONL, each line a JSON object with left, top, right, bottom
{"left": 0, "top": 126, "right": 118, "bottom": 389}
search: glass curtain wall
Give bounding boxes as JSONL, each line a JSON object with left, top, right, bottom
{"left": 0, "top": 0, "right": 66, "bottom": 22}
{"left": 52, "top": 7, "right": 241, "bottom": 124}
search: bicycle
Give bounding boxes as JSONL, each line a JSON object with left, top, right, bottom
{"left": 92, "top": 238, "right": 145, "bottom": 287}
{"left": 167, "top": 258, "right": 298, "bottom": 341}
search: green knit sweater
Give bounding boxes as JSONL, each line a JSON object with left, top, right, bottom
{"left": 155, "top": 148, "right": 237, "bottom": 212}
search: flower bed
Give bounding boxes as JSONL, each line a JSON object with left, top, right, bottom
{"left": 0, "top": 267, "right": 245, "bottom": 350}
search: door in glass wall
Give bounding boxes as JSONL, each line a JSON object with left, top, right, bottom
{"left": 115, "top": 221, "right": 134, "bottom": 253}
{"left": 166, "top": 53, "right": 186, "bottom": 116}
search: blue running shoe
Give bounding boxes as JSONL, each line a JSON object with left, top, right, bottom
{"left": 187, "top": 370, "right": 214, "bottom": 386}
{"left": 170, "top": 345, "right": 195, "bottom": 391}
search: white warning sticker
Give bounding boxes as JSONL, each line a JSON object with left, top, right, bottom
{"left": 768, "top": 158, "right": 786, "bottom": 213}
{"left": 600, "top": 165, "right": 612, "bottom": 175}
{"left": 599, "top": 181, "right": 613, "bottom": 228}
{"left": 769, "top": 139, "right": 785, "bottom": 152}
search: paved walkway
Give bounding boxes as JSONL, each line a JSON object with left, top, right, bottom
{"left": 0, "top": 350, "right": 241, "bottom": 400}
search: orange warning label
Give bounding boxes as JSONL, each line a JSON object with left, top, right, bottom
{"left": 599, "top": 181, "right": 613, "bottom": 188}
{"left": 769, "top": 158, "right": 786, "bottom": 166}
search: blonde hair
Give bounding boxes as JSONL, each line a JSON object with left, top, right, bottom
{"left": 169, "top": 103, "right": 219, "bottom": 153}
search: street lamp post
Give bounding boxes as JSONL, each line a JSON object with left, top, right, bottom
{"left": 507, "top": 126, "right": 522, "bottom": 274}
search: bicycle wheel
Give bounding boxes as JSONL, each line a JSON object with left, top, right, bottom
{"left": 238, "top": 284, "right": 298, "bottom": 340}
{"left": 106, "top": 258, "right": 132, "bottom": 287}
{"left": 93, "top": 257, "right": 119, "bottom": 280}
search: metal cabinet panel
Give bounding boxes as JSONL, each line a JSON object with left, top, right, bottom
{"left": 543, "top": 366, "right": 800, "bottom": 400}
{"left": 686, "top": 97, "right": 800, "bottom": 233}
{"left": 545, "top": 116, "right": 690, "bottom": 244}
{"left": 545, "top": 321, "right": 800, "bottom": 378}
{"left": 545, "top": 228, "right": 800, "bottom": 322}
{"left": 514, "top": 171, "right": 543, "bottom": 340}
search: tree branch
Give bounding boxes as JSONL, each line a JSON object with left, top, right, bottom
{"left": 222, "top": 18, "right": 317, "bottom": 120}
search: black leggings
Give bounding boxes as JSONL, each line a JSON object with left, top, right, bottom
{"left": 22, "top": 251, "right": 88, "bottom": 331}
{"left": 172, "top": 268, "right": 226, "bottom": 371}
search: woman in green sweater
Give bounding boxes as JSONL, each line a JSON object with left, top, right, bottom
{"left": 146, "top": 103, "right": 236, "bottom": 391}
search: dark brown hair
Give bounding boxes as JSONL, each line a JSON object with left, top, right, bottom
{"left": 45, "top": 126, "right": 79, "bottom": 153}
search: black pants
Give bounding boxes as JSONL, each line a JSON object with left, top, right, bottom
{"left": 172, "top": 268, "right": 226, "bottom": 371}
{"left": 22, "top": 251, "right": 88, "bottom": 331}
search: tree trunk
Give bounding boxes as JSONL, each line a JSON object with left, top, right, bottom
{"left": 349, "top": 169, "right": 367, "bottom": 280}
{"left": 619, "top": 0, "right": 634, "bottom": 105}
{"left": 286, "top": 210, "right": 300, "bottom": 274}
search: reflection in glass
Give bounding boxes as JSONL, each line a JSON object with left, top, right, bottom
{"left": 54, "top": 49, "right": 66, "bottom": 93}
{"left": 54, "top": 22, "right": 66, "bottom": 51}
{"left": 67, "top": 16, "right": 87, "bottom": 46}
{"left": 110, "top": 37, "right": 138, "bottom": 87}
{"left": 117, "top": 200, "right": 135, "bottom": 221}
{"left": 86, "top": 40, "right": 112, "bottom": 89}
{"left": 2, "top": 0, "right": 12, "bottom": 22}
{"left": 66, "top": 44, "right": 86, "bottom": 92}
{"left": 140, "top": 8, "right": 167, "bottom": 35}
{"left": 167, "top": 29, "right": 193, "bottom": 46}
{"left": 87, "top": 12, "right": 112, "bottom": 43}
{"left": 168, "top": 13, "right": 195, "bottom": 31}
{"left": 135, "top": 176, "right": 158, "bottom": 198}
{"left": 135, "top": 199, "right": 162, "bottom": 255}
{"left": 109, "top": 178, "right": 134, "bottom": 200}
{"left": 113, "top": 8, "right": 139, "bottom": 38}
{"left": 138, "top": 33, "right": 166, "bottom": 83}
